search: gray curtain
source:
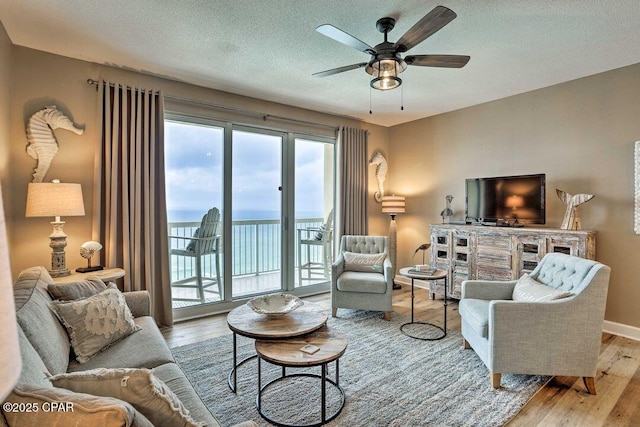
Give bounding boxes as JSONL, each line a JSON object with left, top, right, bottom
{"left": 337, "top": 126, "right": 368, "bottom": 239}
{"left": 93, "top": 80, "right": 172, "bottom": 326}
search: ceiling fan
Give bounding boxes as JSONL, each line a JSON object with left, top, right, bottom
{"left": 313, "top": 5, "right": 470, "bottom": 91}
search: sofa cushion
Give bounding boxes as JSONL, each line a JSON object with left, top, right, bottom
{"left": 13, "top": 266, "right": 71, "bottom": 375}
{"left": 153, "top": 363, "right": 221, "bottom": 427}
{"left": 47, "top": 278, "right": 107, "bottom": 301}
{"left": 67, "top": 316, "right": 175, "bottom": 371}
{"left": 2, "top": 384, "right": 141, "bottom": 427}
{"left": 51, "top": 284, "right": 140, "bottom": 363}
{"left": 343, "top": 251, "right": 386, "bottom": 273}
{"left": 336, "top": 271, "right": 387, "bottom": 294}
{"left": 513, "top": 274, "right": 572, "bottom": 302}
{"left": 16, "top": 326, "right": 52, "bottom": 388}
{"left": 50, "top": 368, "right": 204, "bottom": 427}
{"left": 459, "top": 299, "right": 490, "bottom": 338}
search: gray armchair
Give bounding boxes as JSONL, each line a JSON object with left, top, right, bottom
{"left": 331, "top": 235, "right": 393, "bottom": 320}
{"left": 459, "top": 252, "right": 611, "bottom": 393}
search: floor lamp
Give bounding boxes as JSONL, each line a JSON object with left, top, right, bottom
{"left": 382, "top": 195, "right": 405, "bottom": 290}
{"left": 25, "top": 180, "right": 85, "bottom": 277}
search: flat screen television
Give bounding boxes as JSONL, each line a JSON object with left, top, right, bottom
{"left": 465, "top": 174, "right": 546, "bottom": 225}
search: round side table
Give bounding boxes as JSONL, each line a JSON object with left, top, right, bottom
{"left": 255, "top": 326, "right": 347, "bottom": 427}
{"left": 399, "top": 267, "right": 448, "bottom": 341}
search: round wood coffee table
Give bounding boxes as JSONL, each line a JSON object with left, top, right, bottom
{"left": 255, "top": 326, "right": 347, "bottom": 427}
{"left": 227, "top": 301, "right": 328, "bottom": 392}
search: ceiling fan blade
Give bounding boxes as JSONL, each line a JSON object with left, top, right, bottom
{"left": 316, "top": 24, "right": 375, "bottom": 54}
{"left": 405, "top": 54, "right": 470, "bottom": 68}
{"left": 313, "top": 63, "right": 368, "bottom": 78}
{"left": 394, "top": 6, "right": 457, "bottom": 52}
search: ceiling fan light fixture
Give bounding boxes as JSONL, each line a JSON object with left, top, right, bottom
{"left": 369, "top": 58, "right": 405, "bottom": 90}
{"left": 371, "top": 75, "right": 402, "bottom": 90}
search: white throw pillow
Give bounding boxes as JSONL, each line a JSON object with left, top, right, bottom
{"left": 49, "top": 368, "right": 204, "bottom": 427}
{"left": 512, "top": 274, "right": 572, "bottom": 302}
{"left": 343, "top": 251, "right": 386, "bottom": 273}
{"left": 51, "top": 284, "right": 140, "bottom": 363}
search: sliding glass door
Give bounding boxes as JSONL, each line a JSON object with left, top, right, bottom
{"left": 231, "top": 129, "right": 283, "bottom": 298}
{"left": 165, "top": 116, "right": 335, "bottom": 319}
{"left": 165, "top": 119, "right": 225, "bottom": 309}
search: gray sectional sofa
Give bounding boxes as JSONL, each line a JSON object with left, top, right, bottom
{"left": 2, "top": 266, "right": 250, "bottom": 426}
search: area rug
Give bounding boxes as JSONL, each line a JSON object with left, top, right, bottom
{"left": 171, "top": 310, "right": 549, "bottom": 426}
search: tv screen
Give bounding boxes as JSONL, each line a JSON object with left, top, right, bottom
{"left": 465, "top": 174, "right": 546, "bottom": 224}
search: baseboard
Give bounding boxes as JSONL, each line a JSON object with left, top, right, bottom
{"left": 603, "top": 320, "right": 640, "bottom": 341}
{"left": 395, "top": 275, "right": 640, "bottom": 342}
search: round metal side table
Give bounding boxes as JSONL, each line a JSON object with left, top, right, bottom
{"left": 399, "top": 267, "right": 448, "bottom": 341}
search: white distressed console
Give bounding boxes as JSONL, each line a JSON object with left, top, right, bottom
{"left": 428, "top": 224, "right": 596, "bottom": 299}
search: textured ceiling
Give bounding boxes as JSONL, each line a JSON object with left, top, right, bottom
{"left": 1, "top": 1, "right": 640, "bottom": 127}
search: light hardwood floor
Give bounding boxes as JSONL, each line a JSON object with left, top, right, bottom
{"left": 162, "top": 287, "right": 640, "bottom": 426}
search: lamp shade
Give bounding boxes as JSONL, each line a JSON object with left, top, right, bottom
{"left": 26, "top": 181, "right": 85, "bottom": 218}
{"left": 0, "top": 180, "right": 21, "bottom": 400}
{"left": 381, "top": 195, "right": 406, "bottom": 215}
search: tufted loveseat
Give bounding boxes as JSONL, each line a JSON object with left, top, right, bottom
{"left": 459, "top": 252, "right": 611, "bottom": 393}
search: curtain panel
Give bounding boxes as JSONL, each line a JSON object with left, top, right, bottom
{"left": 337, "top": 126, "right": 368, "bottom": 240}
{"left": 93, "top": 81, "right": 172, "bottom": 325}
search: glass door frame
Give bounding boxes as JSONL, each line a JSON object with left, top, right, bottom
{"left": 167, "top": 114, "right": 335, "bottom": 321}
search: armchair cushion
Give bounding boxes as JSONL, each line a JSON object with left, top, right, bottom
{"left": 336, "top": 271, "right": 387, "bottom": 294}
{"left": 459, "top": 299, "right": 490, "bottom": 338}
{"left": 343, "top": 251, "right": 386, "bottom": 273}
{"left": 512, "top": 274, "right": 572, "bottom": 302}
{"left": 185, "top": 227, "right": 200, "bottom": 252}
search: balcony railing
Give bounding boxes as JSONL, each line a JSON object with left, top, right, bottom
{"left": 168, "top": 217, "right": 324, "bottom": 285}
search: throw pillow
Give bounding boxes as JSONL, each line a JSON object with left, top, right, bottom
{"left": 185, "top": 227, "right": 200, "bottom": 252}
{"left": 512, "top": 274, "right": 572, "bottom": 302}
{"left": 3, "top": 384, "right": 141, "bottom": 427}
{"left": 51, "top": 284, "right": 140, "bottom": 363}
{"left": 343, "top": 251, "right": 386, "bottom": 273}
{"left": 47, "top": 278, "right": 107, "bottom": 301}
{"left": 49, "top": 368, "right": 204, "bottom": 427}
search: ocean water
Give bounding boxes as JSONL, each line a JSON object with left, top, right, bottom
{"left": 167, "top": 209, "right": 323, "bottom": 222}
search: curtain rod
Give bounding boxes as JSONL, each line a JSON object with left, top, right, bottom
{"left": 87, "top": 78, "right": 340, "bottom": 132}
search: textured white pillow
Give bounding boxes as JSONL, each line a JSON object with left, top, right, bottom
{"left": 343, "top": 251, "right": 386, "bottom": 273}
{"left": 513, "top": 274, "right": 572, "bottom": 302}
{"left": 51, "top": 284, "right": 140, "bottom": 363}
{"left": 49, "top": 368, "right": 203, "bottom": 427}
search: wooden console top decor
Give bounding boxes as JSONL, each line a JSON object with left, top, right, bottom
{"left": 429, "top": 224, "right": 596, "bottom": 299}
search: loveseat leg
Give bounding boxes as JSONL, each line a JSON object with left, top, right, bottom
{"left": 384, "top": 311, "right": 391, "bottom": 321}
{"left": 491, "top": 372, "right": 501, "bottom": 389}
{"left": 463, "top": 338, "right": 471, "bottom": 349}
{"left": 583, "top": 377, "right": 597, "bottom": 395}
{"left": 332, "top": 307, "right": 337, "bottom": 318}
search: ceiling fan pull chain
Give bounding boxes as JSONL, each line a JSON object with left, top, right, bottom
{"left": 401, "top": 82, "right": 404, "bottom": 111}
{"left": 369, "top": 86, "right": 373, "bottom": 115}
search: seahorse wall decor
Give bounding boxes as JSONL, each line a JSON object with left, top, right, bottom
{"left": 369, "top": 151, "right": 387, "bottom": 202}
{"left": 556, "top": 189, "right": 595, "bottom": 230}
{"left": 26, "top": 106, "right": 84, "bottom": 182}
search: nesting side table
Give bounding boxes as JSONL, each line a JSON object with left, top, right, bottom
{"left": 399, "top": 267, "right": 448, "bottom": 341}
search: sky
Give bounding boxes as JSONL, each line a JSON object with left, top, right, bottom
{"left": 164, "top": 121, "right": 332, "bottom": 221}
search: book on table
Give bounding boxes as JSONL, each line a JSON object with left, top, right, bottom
{"left": 408, "top": 268, "right": 437, "bottom": 276}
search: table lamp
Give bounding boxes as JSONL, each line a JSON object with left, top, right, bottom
{"left": 0, "top": 179, "right": 21, "bottom": 400}
{"left": 26, "top": 180, "right": 85, "bottom": 277}
{"left": 382, "top": 195, "right": 405, "bottom": 290}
